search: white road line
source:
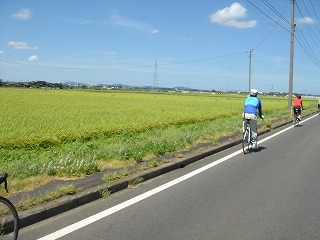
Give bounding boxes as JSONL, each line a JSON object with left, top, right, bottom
{"left": 37, "top": 114, "right": 317, "bottom": 240}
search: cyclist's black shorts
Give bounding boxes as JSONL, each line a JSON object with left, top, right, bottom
{"left": 293, "top": 106, "right": 301, "bottom": 114}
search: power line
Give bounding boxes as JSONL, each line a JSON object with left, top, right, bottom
{"left": 301, "top": 0, "right": 320, "bottom": 36}
{"left": 0, "top": 51, "right": 248, "bottom": 71}
{"left": 244, "top": 0, "right": 320, "bottom": 70}
{"left": 261, "top": 0, "right": 291, "bottom": 25}
{"left": 296, "top": 1, "right": 320, "bottom": 43}
{"left": 295, "top": 31, "right": 320, "bottom": 67}
{"left": 294, "top": 0, "right": 320, "bottom": 67}
{"left": 158, "top": 52, "right": 248, "bottom": 67}
{"left": 243, "top": 0, "right": 291, "bottom": 34}
{"left": 309, "top": 0, "right": 320, "bottom": 30}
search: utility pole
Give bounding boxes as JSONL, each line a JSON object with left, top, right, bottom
{"left": 248, "top": 49, "right": 253, "bottom": 93}
{"left": 288, "top": 0, "right": 295, "bottom": 109}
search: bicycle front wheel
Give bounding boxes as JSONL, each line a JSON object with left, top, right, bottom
{"left": 0, "top": 196, "right": 19, "bottom": 240}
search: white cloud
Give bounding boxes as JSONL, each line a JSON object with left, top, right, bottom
{"left": 0, "top": 50, "right": 4, "bottom": 55}
{"left": 8, "top": 41, "right": 39, "bottom": 50}
{"left": 297, "top": 17, "right": 315, "bottom": 24}
{"left": 28, "top": 55, "right": 39, "bottom": 62}
{"left": 65, "top": 13, "right": 160, "bottom": 34}
{"left": 110, "top": 12, "right": 159, "bottom": 34}
{"left": 209, "top": 2, "right": 257, "bottom": 29}
{"left": 151, "top": 29, "right": 160, "bottom": 34}
{"left": 12, "top": 8, "right": 33, "bottom": 20}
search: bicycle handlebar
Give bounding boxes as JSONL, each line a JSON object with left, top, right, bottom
{"left": 0, "top": 172, "right": 9, "bottom": 193}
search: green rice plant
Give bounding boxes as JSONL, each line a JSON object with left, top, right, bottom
{"left": 1, "top": 89, "right": 245, "bottom": 149}
{"left": 2, "top": 88, "right": 314, "bottom": 151}
{"left": 0, "top": 88, "right": 317, "bottom": 186}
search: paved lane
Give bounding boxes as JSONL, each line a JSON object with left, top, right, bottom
{"left": 20, "top": 114, "right": 320, "bottom": 240}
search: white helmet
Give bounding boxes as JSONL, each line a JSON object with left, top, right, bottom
{"left": 250, "top": 89, "right": 258, "bottom": 96}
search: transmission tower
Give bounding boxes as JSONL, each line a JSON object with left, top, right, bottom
{"left": 153, "top": 59, "right": 159, "bottom": 91}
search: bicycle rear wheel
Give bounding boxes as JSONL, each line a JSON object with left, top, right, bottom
{"left": 242, "top": 129, "right": 250, "bottom": 154}
{"left": 0, "top": 196, "right": 19, "bottom": 240}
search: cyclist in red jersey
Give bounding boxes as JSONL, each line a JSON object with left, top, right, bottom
{"left": 293, "top": 95, "right": 303, "bottom": 121}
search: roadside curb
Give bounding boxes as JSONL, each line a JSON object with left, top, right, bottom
{"left": 19, "top": 136, "right": 242, "bottom": 229}
{"left": 17, "top": 113, "right": 315, "bottom": 229}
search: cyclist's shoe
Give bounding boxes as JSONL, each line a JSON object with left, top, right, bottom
{"left": 252, "top": 141, "right": 258, "bottom": 149}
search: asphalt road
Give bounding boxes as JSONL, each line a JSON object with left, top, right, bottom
{"left": 20, "top": 114, "right": 320, "bottom": 240}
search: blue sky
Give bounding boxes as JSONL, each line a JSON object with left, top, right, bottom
{"left": 1, "top": 0, "right": 320, "bottom": 94}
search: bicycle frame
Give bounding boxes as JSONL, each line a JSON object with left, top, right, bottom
{"left": 242, "top": 119, "right": 252, "bottom": 154}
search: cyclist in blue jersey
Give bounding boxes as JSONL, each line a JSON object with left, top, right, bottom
{"left": 242, "top": 89, "right": 264, "bottom": 149}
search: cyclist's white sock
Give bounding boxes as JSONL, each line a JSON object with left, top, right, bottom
{"left": 251, "top": 140, "right": 257, "bottom": 149}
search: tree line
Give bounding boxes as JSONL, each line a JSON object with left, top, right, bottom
{"left": 0, "top": 79, "right": 86, "bottom": 89}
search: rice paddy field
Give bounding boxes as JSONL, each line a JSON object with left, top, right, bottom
{"left": 0, "top": 88, "right": 316, "bottom": 192}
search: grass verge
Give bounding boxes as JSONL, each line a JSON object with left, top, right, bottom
{"left": 2, "top": 108, "right": 315, "bottom": 210}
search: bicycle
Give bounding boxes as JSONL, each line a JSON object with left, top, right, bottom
{"left": 242, "top": 118, "right": 253, "bottom": 154}
{"left": 293, "top": 107, "right": 301, "bottom": 127}
{"left": 0, "top": 173, "right": 19, "bottom": 240}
